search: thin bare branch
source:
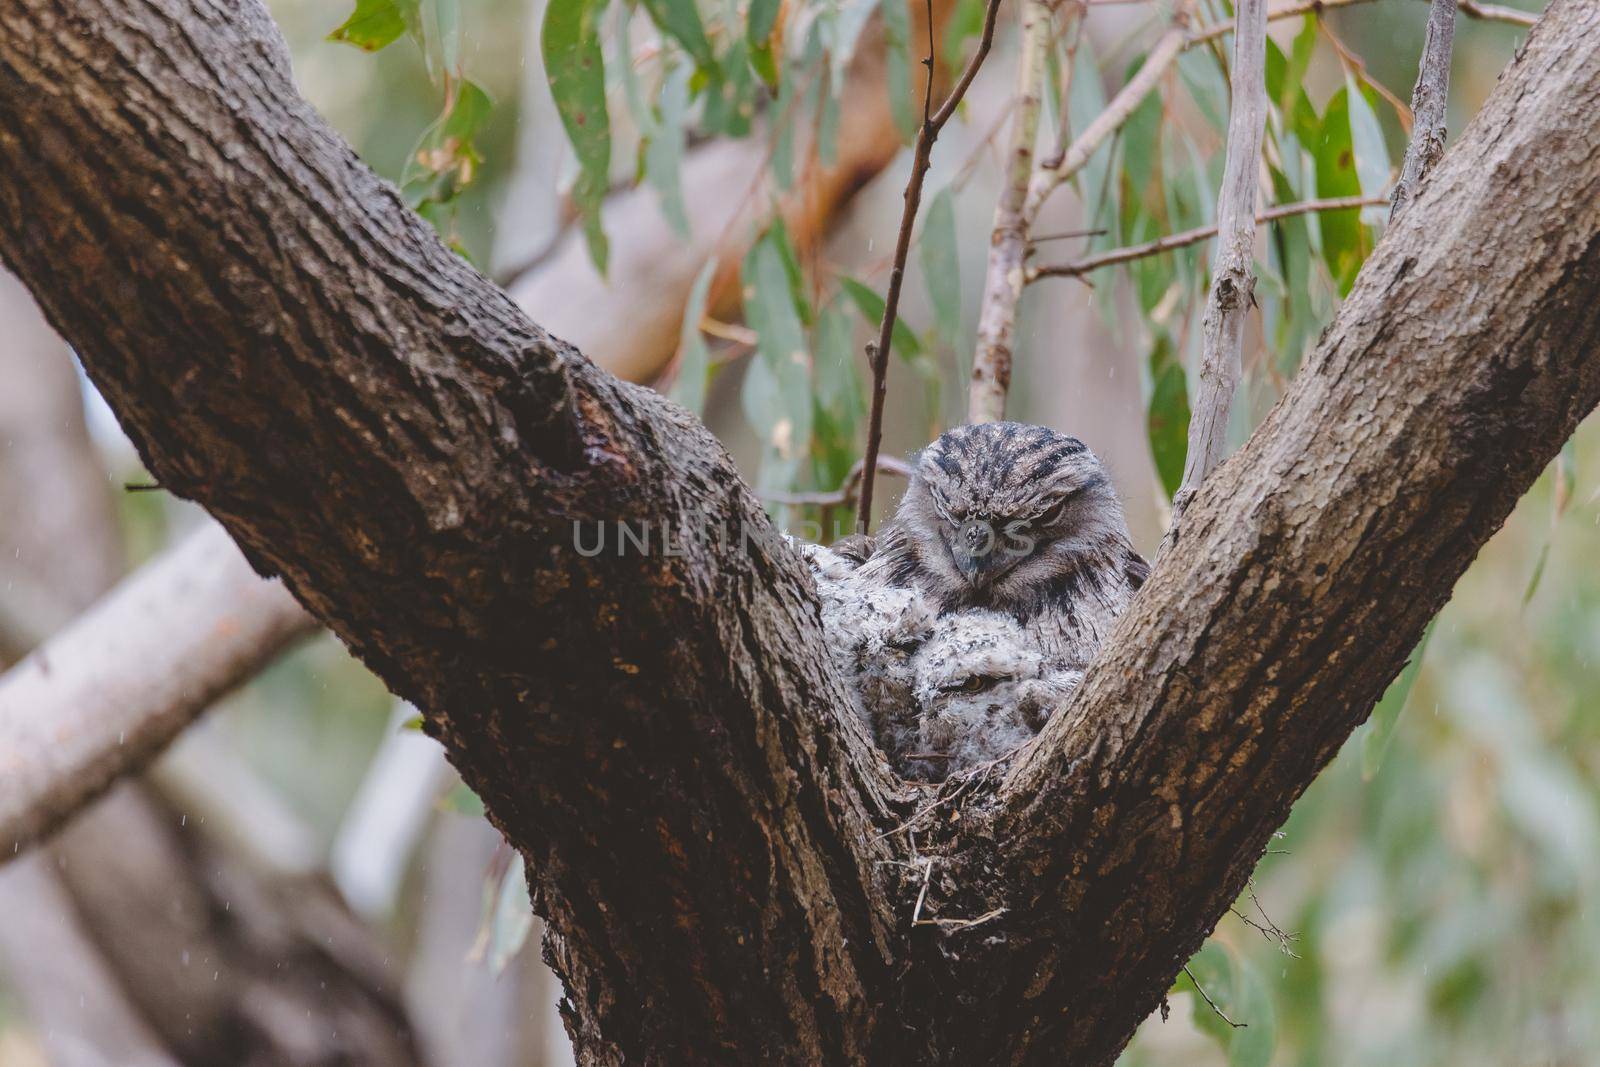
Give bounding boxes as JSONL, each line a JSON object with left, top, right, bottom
{"left": 1024, "top": 0, "right": 1195, "bottom": 223}
{"left": 763, "top": 454, "right": 913, "bottom": 508}
{"left": 0, "top": 522, "right": 314, "bottom": 861}
{"left": 858, "top": 0, "right": 1005, "bottom": 531}
{"left": 1188, "top": 0, "right": 1378, "bottom": 46}
{"left": 1392, "top": 0, "right": 1458, "bottom": 221}
{"left": 1458, "top": 0, "right": 1536, "bottom": 25}
{"left": 1028, "top": 194, "right": 1387, "bottom": 281}
{"left": 969, "top": 0, "right": 1064, "bottom": 423}
{"left": 1174, "top": 0, "right": 1269, "bottom": 514}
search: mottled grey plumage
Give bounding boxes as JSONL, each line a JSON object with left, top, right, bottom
{"left": 858, "top": 421, "right": 1148, "bottom": 672}
{"left": 798, "top": 541, "right": 935, "bottom": 760}
{"left": 795, "top": 423, "right": 1145, "bottom": 781}
{"left": 906, "top": 611, "right": 1082, "bottom": 779}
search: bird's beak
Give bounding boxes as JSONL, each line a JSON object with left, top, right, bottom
{"left": 954, "top": 521, "right": 1002, "bottom": 586}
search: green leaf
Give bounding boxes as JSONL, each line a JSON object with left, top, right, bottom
{"left": 881, "top": 0, "right": 918, "bottom": 142}
{"left": 329, "top": 0, "right": 412, "bottom": 51}
{"left": 1344, "top": 74, "right": 1390, "bottom": 226}
{"left": 1120, "top": 59, "right": 1165, "bottom": 225}
{"left": 813, "top": 302, "right": 866, "bottom": 480}
{"left": 1361, "top": 619, "right": 1435, "bottom": 780}
{"left": 748, "top": 0, "right": 782, "bottom": 46}
{"left": 439, "top": 780, "right": 485, "bottom": 816}
{"left": 401, "top": 79, "right": 494, "bottom": 216}
{"left": 1146, "top": 334, "right": 1190, "bottom": 499}
{"left": 839, "top": 276, "right": 922, "bottom": 360}
{"left": 941, "top": 0, "right": 986, "bottom": 71}
{"left": 645, "top": 66, "right": 692, "bottom": 237}
{"left": 669, "top": 258, "right": 719, "bottom": 415}
{"left": 428, "top": 0, "right": 461, "bottom": 76}
{"left": 1176, "top": 941, "right": 1278, "bottom": 1067}
{"left": 743, "top": 233, "right": 814, "bottom": 482}
{"left": 543, "top": 0, "right": 612, "bottom": 272}
{"left": 488, "top": 855, "right": 534, "bottom": 974}
{"left": 1268, "top": 17, "right": 1317, "bottom": 119}
{"left": 640, "top": 0, "right": 714, "bottom": 69}
{"left": 1313, "top": 87, "right": 1366, "bottom": 295}
{"left": 919, "top": 188, "right": 961, "bottom": 348}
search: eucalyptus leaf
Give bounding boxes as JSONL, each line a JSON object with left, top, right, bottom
{"left": 1361, "top": 619, "right": 1435, "bottom": 780}
{"left": 646, "top": 66, "right": 692, "bottom": 236}
{"left": 1313, "top": 87, "right": 1365, "bottom": 295}
{"left": 328, "top": 0, "right": 413, "bottom": 51}
{"left": 919, "top": 188, "right": 961, "bottom": 348}
{"left": 839, "top": 276, "right": 922, "bottom": 360}
{"left": 544, "top": 0, "right": 613, "bottom": 272}
{"left": 1344, "top": 74, "right": 1390, "bottom": 226}
{"left": 640, "top": 0, "right": 715, "bottom": 69}
{"left": 881, "top": 0, "right": 917, "bottom": 142}
{"left": 669, "top": 258, "right": 719, "bottom": 415}
{"left": 488, "top": 854, "right": 535, "bottom": 975}
{"left": 1147, "top": 334, "right": 1190, "bottom": 500}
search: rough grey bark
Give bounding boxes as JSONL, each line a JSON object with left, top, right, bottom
{"left": 0, "top": 0, "right": 1596, "bottom": 1063}
{"left": 1391, "top": 0, "right": 1458, "bottom": 222}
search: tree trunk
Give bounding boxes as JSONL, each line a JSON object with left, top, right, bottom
{"left": 0, "top": 0, "right": 1597, "bottom": 1062}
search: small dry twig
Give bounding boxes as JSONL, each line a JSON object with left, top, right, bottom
{"left": 858, "top": 0, "right": 1005, "bottom": 533}
{"left": 1028, "top": 194, "right": 1387, "bottom": 281}
{"left": 1183, "top": 965, "right": 1246, "bottom": 1028}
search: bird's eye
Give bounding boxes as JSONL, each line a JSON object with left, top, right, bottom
{"left": 945, "top": 674, "right": 992, "bottom": 694}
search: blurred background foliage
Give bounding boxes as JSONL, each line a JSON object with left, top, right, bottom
{"left": 0, "top": 0, "right": 1583, "bottom": 1064}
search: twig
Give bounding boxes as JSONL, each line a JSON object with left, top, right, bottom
{"left": 1027, "top": 194, "right": 1387, "bottom": 280}
{"left": 857, "top": 0, "right": 1005, "bottom": 533}
{"left": 1183, "top": 965, "right": 1246, "bottom": 1028}
{"left": 1317, "top": 19, "right": 1414, "bottom": 130}
{"left": 1028, "top": 226, "right": 1107, "bottom": 245}
{"left": 761, "top": 454, "right": 914, "bottom": 507}
{"left": 915, "top": 906, "right": 1008, "bottom": 930}
{"left": 1187, "top": 0, "right": 1377, "bottom": 46}
{"left": 969, "top": 0, "right": 1064, "bottom": 424}
{"left": 1391, "top": 0, "right": 1458, "bottom": 221}
{"left": 911, "top": 856, "right": 936, "bottom": 924}
{"left": 1025, "top": 0, "right": 1195, "bottom": 224}
{"left": 1457, "top": 0, "right": 1535, "bottom": 26}
{"left": 1172, "top": 0, "right": 1269, "bottom": 519}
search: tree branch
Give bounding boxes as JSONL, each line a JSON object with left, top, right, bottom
{"left": 968, "top": 0, "right": 1062, "bottom": 423}
{"left": 0, "top": 1, "right": 904, "bottom": 1058}
{"left": 0, "top": 522, "right": 313, "bottom": 859}
{"left": 0, "top": 0, "right": 1595, "bottom": 1064}
{"left": 1174, "top": 0, "right": 1270, "bottom": 511}
{"left": 1391, "top": 0, "right": 1458, "bottom": 221}
{"left": 1027, "top": 193, "right": 1387, "bottom": 281}
{"left": 858, "top": 0, "right": 1004, "bottom": 529}
{"left": 984, "top": 6, "right": 1600, "bottom": 1060}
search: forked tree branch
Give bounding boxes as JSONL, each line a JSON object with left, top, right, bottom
{"left": 0, "top": 0, "right": 1594, "bottom": 1064}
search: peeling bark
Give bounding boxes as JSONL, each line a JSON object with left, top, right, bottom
{"left": 0, "top": 0, "right": 1597, "bottom": 1063}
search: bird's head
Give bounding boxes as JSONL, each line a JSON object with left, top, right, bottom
{"left": 897, "top": 422, "right": 1127, "bottom": 605}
